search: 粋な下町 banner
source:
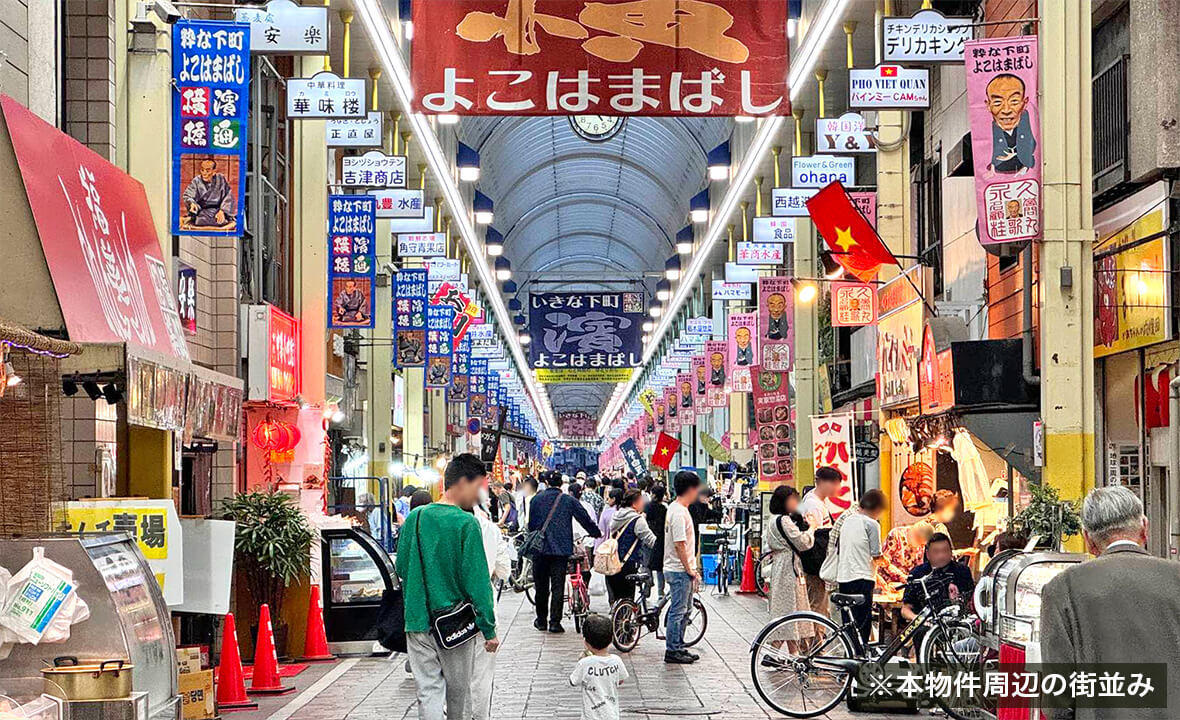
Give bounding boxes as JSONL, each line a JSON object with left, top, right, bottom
{"left": 965, "top": 36, "right": 1041, "bottom": 245}
{"left": 394, "top": 269, "right": 428, "bottom": 367}
{"left": 758, "top": 276, "right": 794, "bottom": 372}
{"left": 328, "top": 195, "right": 376, "bottom": 329}
{"left": 727, "top": 312, "right": 758, "bottom": 393}
{"left": 426, "top": 306, "right": 456, "bottom": 387}
{"left": 172, "top": 20, "right": 250, "bottom": 237}
{"left": 529, "top": 291, "right": 644, "bottom": 376}
{"left": 411, "top": 0, "right": 790, "bottom": 117}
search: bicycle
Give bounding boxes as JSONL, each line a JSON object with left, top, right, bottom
{"left": 566, "top": 552, "right": 591, "bottom": 633}
{"left": 711, "top": 524, "right": 739, "bottom": 595}
{"left": 610, "top": 572, "right": 708, "bottom": 653}
{"left": 497, "top": 531, "right": 534, "bottom": 605}
{"left": 749, "top": 574, "right": 982, "bottom": 719}
{"left": 753, "top": 550, "right": 773, "bottom": 598}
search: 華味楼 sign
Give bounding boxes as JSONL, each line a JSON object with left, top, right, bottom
{"left": 882, "top": 9, "right": 971, "bottom": 63}
{"left": 342, "top": 151, "right": 407, "bottom": 188}
{"left": 750, "top": 218, "right": 795, "bottom": 245}
{"left": 772, "top": 187, "right": 817, "bottom": 217}
{"left": 816, "top": 112, "right": 876, "bottom": 154}
{"left": 849, "top": 65, "right": 930, "bottom": 110}
{"left": 328, "top": 195, "right": 376, "bottom": 329}
{"left": 410, "top": 0, "right": 790, "bottom": 117}
{"left": 172, "top": 19, "right": 250, "bottom": 238}
{"left": 792, "top": 155, "right": 856, "bottom": 188}
{"left": 287, "top": 71, "right": 366, "bottom": 118}
{"left": 529, "top": 291, "right": 645, "bottom": 379}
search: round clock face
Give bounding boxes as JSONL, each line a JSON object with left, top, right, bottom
{"left": 569, "top": 115, "right": 624, "bottom": 142}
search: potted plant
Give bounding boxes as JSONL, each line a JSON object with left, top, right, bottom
{"left": 221, "top": 490, "right": 315, "bottom": 656}
{"left": 1009, "top": 482, "right": 1082, "bottom": 551}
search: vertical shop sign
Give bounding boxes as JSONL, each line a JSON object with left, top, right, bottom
{"left": 177, "top": 265, "right": 198, "bottom": 335}
{"left": 394, "top": 268, "right": 428, "bottom": 367}
{"left": 431, "top": 281, "right": 481, "bottom": 346}
{"left": 172, "top": 19, "right": 250, "bottom": 237}
{"left": 620, "top": 438, "right": 646, "bottom": 476}
{"left": 449, "top": 334, "right": 472, "bottom": 403}
{"left": 705, "top": 340, "right": 728, "bottom": 408}
{"left": 758, "top": 276, "right": 794, "bottom": 371}
{"left": 426, "top": 306, "right": 455, "bottom": 388}
{"left": 965, "top": 36, "right": 1041, "bottom": 245}
{"left": 468, "top": 357, "right": 489, "bottom": 421}
{"left": 831, "top": 282, "right": 877, "bottom": 327}
{"left": 692, "top": 355, "right": 709, "bottom": 414}
{"left": 751, "top": 368, "right": 793, "bottom": 484}
{"left": 327, "top": 195, "right": 376, "bottom": 329}
{"left": 811, "top": 414, "right": 856, "bottom": 513}
{"left": 267, "top": 305, "right": 300, "bottom": 402}
{"left": 727, "top": 312, "right": 759, "bottom": 393}
{"left": 876, "top": 270, "right": 924, "bottom": 408}
{"left": 677, "top": 372, "right": 694, "bottom": 414}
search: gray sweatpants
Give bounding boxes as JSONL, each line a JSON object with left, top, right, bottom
{"left": 407, "top": 631, "right": 478, "bottom": 719}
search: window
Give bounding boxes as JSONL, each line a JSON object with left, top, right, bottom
{"left": 914, "top": 157, "right": 944, "bottom": 298}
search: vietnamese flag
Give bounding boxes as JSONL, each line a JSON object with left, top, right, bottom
{"left": 651, "top": 432, "right": 681, "bottom": 470}
{"left": 807, "top": 181, "right": 898, "bottom": 283}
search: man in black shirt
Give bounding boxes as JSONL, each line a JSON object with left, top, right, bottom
{"left": 900, "top": 533, "right": 975, "bottom": 621}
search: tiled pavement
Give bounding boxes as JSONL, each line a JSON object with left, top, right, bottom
{"left": 265, "top": 589, "right": 921, "bottom": 720}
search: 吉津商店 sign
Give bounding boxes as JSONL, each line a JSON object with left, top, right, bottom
{"left": 792, "top": 155, "right": 855, "bottom": 188}
{"left": 849, "top": 65, "right": 930, "bottom": 110}
{"left": 410, "top": 0, "right": 790, "bottom": 117}
{"left": 882, "top": 9, "right": 972, "bottom": 63}
{"left": 341, "top": 152, "right": 407, "bottom": 188}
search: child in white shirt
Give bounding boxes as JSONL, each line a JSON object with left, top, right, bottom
{"left": 568, "top": 614, "right": 629, "bottom": 720}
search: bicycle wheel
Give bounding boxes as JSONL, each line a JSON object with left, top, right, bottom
{"left": 754, "top": 555, "right": 771, "bottom": 598}
{"left": 571, "top": 584, "right": 589, "bottom": 633}
{"left": 611, "top": 600, "right": 642, "bottom": 653}
{"left": 920, "top": 623, "right": 993, "bottom": 720}
{"left": 750, "top": 613, "right": 854, "bottom": 718}
{"left": 660, "top": 596, "right": 708, "bottom": 648}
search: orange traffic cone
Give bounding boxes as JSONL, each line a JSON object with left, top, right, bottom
{"left": 298, "top": 584, "right": 336, "bottom": 663}
{"left": 215, "top": 613, "right": 258, "bottom": 712}
{"left": 249, "top": 604, "right": 295, "bottom": 695}
{"left": 739, "top": 547, "right": 758, "bottom": 594}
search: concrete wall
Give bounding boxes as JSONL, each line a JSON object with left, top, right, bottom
{"left": 0, "top": 0, "right": 57, "bottom": 123}
{"left": 1129, "top": 0, "right": 1180, "bottom": 180}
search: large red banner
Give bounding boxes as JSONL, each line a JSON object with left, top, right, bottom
{"left": 1, "top": 96, "right": 190, "bottom": 362}
{"left": 411, "top": 0, "right": 790, "bottom": 116}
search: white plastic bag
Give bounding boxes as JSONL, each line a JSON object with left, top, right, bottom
{"left": 588, "top": 572, "right": 608, "bottom": 598}
{"left": 0, "top": 547, "right": 89, "bottom": 645}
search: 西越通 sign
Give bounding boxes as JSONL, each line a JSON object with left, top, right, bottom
{"left": 711, "top": 281, "right": 751, "bottom": 300}
{"left": 816, "top": 112, "right": 876, "bottom": 154}
{"left": 342, "top": 152, "right": 407, "bottom": 188}
{"left": 328, "top": 195, "right": 376, "bottom": 328}
{"left": 235, "top": 0, "right": 328, "bottom": 54}
{"left": 772, "top": 187, "right": 817, "bottom": 217}
{"left": 371, "top": 188, "right": 426, "bottom": 218}
{"left": 831, "top": 282, "right": 877, "bottom": 327}
{"left": 792, "top": 155, "right": 855, "bottom": 188}
{"left": 326, "top": 112, "right": 383, "bottom": 147}
{"left": 529, "top": 292, "right": 644, "bottom": 379}
{"left": 965, "top": 36, "right": 1041, "bottom": 245}
{"left": 410, "top": 0, "right": 791, "bottom": 117}
{"left": 172, "top": 19, "right": 250, "bottom": 237}
{"left": 287, "top": 71, "right": 366, "bottom": 118}
{"left": 849, "top": 65, "right": 930, "bottom": 110}
{"left": 882, "top": 9, "right": 971, "bottom": 63}
{"left": 398, "top": 232, "right": 447, "bottom": 258}
{"left": 750, "top": 218, "right": 795, "bottom": 244}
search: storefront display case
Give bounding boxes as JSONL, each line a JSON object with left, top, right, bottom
{"left": 0, "top": 535, "right": 179, "bottom": 720}
{"left": 974, "top": 549, "right": 1084, "bottom": 653}
{"left": 320, "top": 528, "right": 397, "bottom": 655}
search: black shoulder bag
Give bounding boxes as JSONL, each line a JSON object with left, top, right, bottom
{"left": 416, "top": 513, "right": 480, "bottom": 650}
{"left": 516, "top": 492, "right": 563, "bottom": 559}
{"left": 780, "top": 513, "right": 831, "bottom": 577}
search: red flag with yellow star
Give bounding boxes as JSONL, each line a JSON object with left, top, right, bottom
{"left": 650, "top": 432, "right": 680, "bottom": 470}
{"left": 807, "top": 181, "right": 897, "bottom": 283}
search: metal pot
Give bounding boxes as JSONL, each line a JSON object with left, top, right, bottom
{"left": 41, "top": 656, "right": 134, "bottom": 700}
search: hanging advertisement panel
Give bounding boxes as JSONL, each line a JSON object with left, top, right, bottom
{"left": 727, "top": 312, "right": 758, "bottom": 393}
{"left": 394, "top": 268, "right": 428, "bottom": 367}
{"left": 426, "top": 306, "right": 455, "bottom": 387}
{"left": 831, "top": 282, "right": 877, "bottom": 327}
{"left": 811, "top": 413, "right": 856, "bottom": 514}
{"left": 751, "top": 367, "right": 793, "bottom": 484}
{"left": 172, "top": 19, "right": 250, "bottom": 237}
{"left": 411, "top": 0, "right": 790, "bottom": 117}
{"left": 327, "top": 195, "right": 376, "bottom": 329}
{"left": 529, "top": 291, "right": 644, "bottom": 377}
{"left": 431, "top": 281, "right": 482, "bottom": 346}
{"left": 677, "top": 372, "right": 694, "bottom": 414}
{"left": 758, "top": 276, "right": 794, "bottom": 372}
{"left": 449, "top": 334, "right": 472, "bottom": 403}
{"left": 691, "top": 355, "right": 709, "bottom": 413}
{"left": 965, "top": 36, "right": 1041, "bottom": 245}
{"left": 705, "top": 340, "right": 728, "bottom": 408}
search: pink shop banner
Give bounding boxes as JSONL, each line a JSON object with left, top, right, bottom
{"left": 965, "top": 36, "right": 1041, "bottom": 245}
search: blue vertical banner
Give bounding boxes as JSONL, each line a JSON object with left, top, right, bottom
{"left": 426, "top": 306, "right": 455, "bottom": 387}
{"left": 486, "top": 371, "right": 501, "bottom": 425}
{"left": 448, "top": 334, "right": 471, "bottom": 403}
{"left": 327, "top": 195, "right": 376, "bottom": 328}
{"left": 172, "top": 20, "right": 250, "bottom": 237}
{"left": 468, "top": 358, "right": 489, "bottom": 421}
{"left": 394, "top": 268, "right": 428, "bottom": 367}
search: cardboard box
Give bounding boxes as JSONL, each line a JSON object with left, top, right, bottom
{"left": 177, "top": 646, "right": 202, "bottom": 674}
{"left": 179, "top": 669, "right": 215, "bottom": 720}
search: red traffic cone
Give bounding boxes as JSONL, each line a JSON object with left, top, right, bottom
{"left": 215, "top": 613, "right": 258, "bottom": 712}
{"left": 249, "top": 604, "right": 295, "bottom": 695}
{"left": 299, "top": 584, "right": 336, "bottom": 663}
{"left": 739, "top": 547, "right": 758, "bottom": 594}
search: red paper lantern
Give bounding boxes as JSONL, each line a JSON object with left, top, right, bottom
{"left": 252, "top": 419, "right": 303, "bottom": 453}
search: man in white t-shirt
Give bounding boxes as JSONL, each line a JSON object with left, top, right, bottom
{"left": 798, "top": 467, "right": 843, "bottom": 616}
{"left": 833, "top": 488, "right": 886, "bottom": 644}
{"left": 663, "top": 470, "right": 702, "bottom": 664}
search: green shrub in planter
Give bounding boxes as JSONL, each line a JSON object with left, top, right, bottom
{"left": 221, "top": 490, "right": 315, "bottom": 621}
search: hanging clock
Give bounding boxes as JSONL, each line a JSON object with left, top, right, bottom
{"left": 569, "top": 115, "right": 624, "bottom": 142}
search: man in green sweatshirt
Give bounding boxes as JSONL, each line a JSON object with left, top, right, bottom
{"left": 396, "top": 453, "right": 498, "bottom": 719}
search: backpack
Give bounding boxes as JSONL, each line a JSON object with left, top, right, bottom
{"left": 593, "top": 515, "right": 640, "bottom": 576}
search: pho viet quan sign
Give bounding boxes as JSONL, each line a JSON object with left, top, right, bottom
{"left": 410, "top": 0, "right": 790, "bottom": 116}
{"left": 849, "top": 65, "right": 930, "bottom": 110}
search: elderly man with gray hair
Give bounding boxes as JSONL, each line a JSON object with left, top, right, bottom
{"left": 1039, "top": 485, "right": 1180, "bottom": 720}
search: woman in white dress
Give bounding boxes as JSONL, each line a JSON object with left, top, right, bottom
{"left": 765, "top": 485, "right": 818, "bottom": 651}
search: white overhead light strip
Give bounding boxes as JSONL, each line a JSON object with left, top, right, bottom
{"left": 595, "top": 0, "right": 851, "bottom": 437}
{"left": 355, "top": 0, "right": 559, "bottom": 439}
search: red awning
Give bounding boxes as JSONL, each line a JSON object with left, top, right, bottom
{"left": 1, "top": 96, "right": 191, "bottom": 364}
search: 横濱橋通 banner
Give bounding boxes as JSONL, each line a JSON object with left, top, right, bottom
{"left": 394, "top": 268, "right": 428, "bottom": 367}
{"left": 449, "top": 334, "right": 472, "bottom": 402}
{"left": 172, "top": 19, "right": 250, "bottom": 237}
{"left": 426, "top": 306, "right": 456, "bottom": 387}
{"left": 410, "top": 0, "right": 790, "bottom": 116}
{"left": 529, "top": 291, "right": 644, "bottom": 380}
{"left": 328, "top": 195, "right": 376, "bottom": 329}
{"left": 965, "top": 35, "right": 1041, "bottom": 245}
{"left": 468, "top": 357, "right": 489, "bottom": 421}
